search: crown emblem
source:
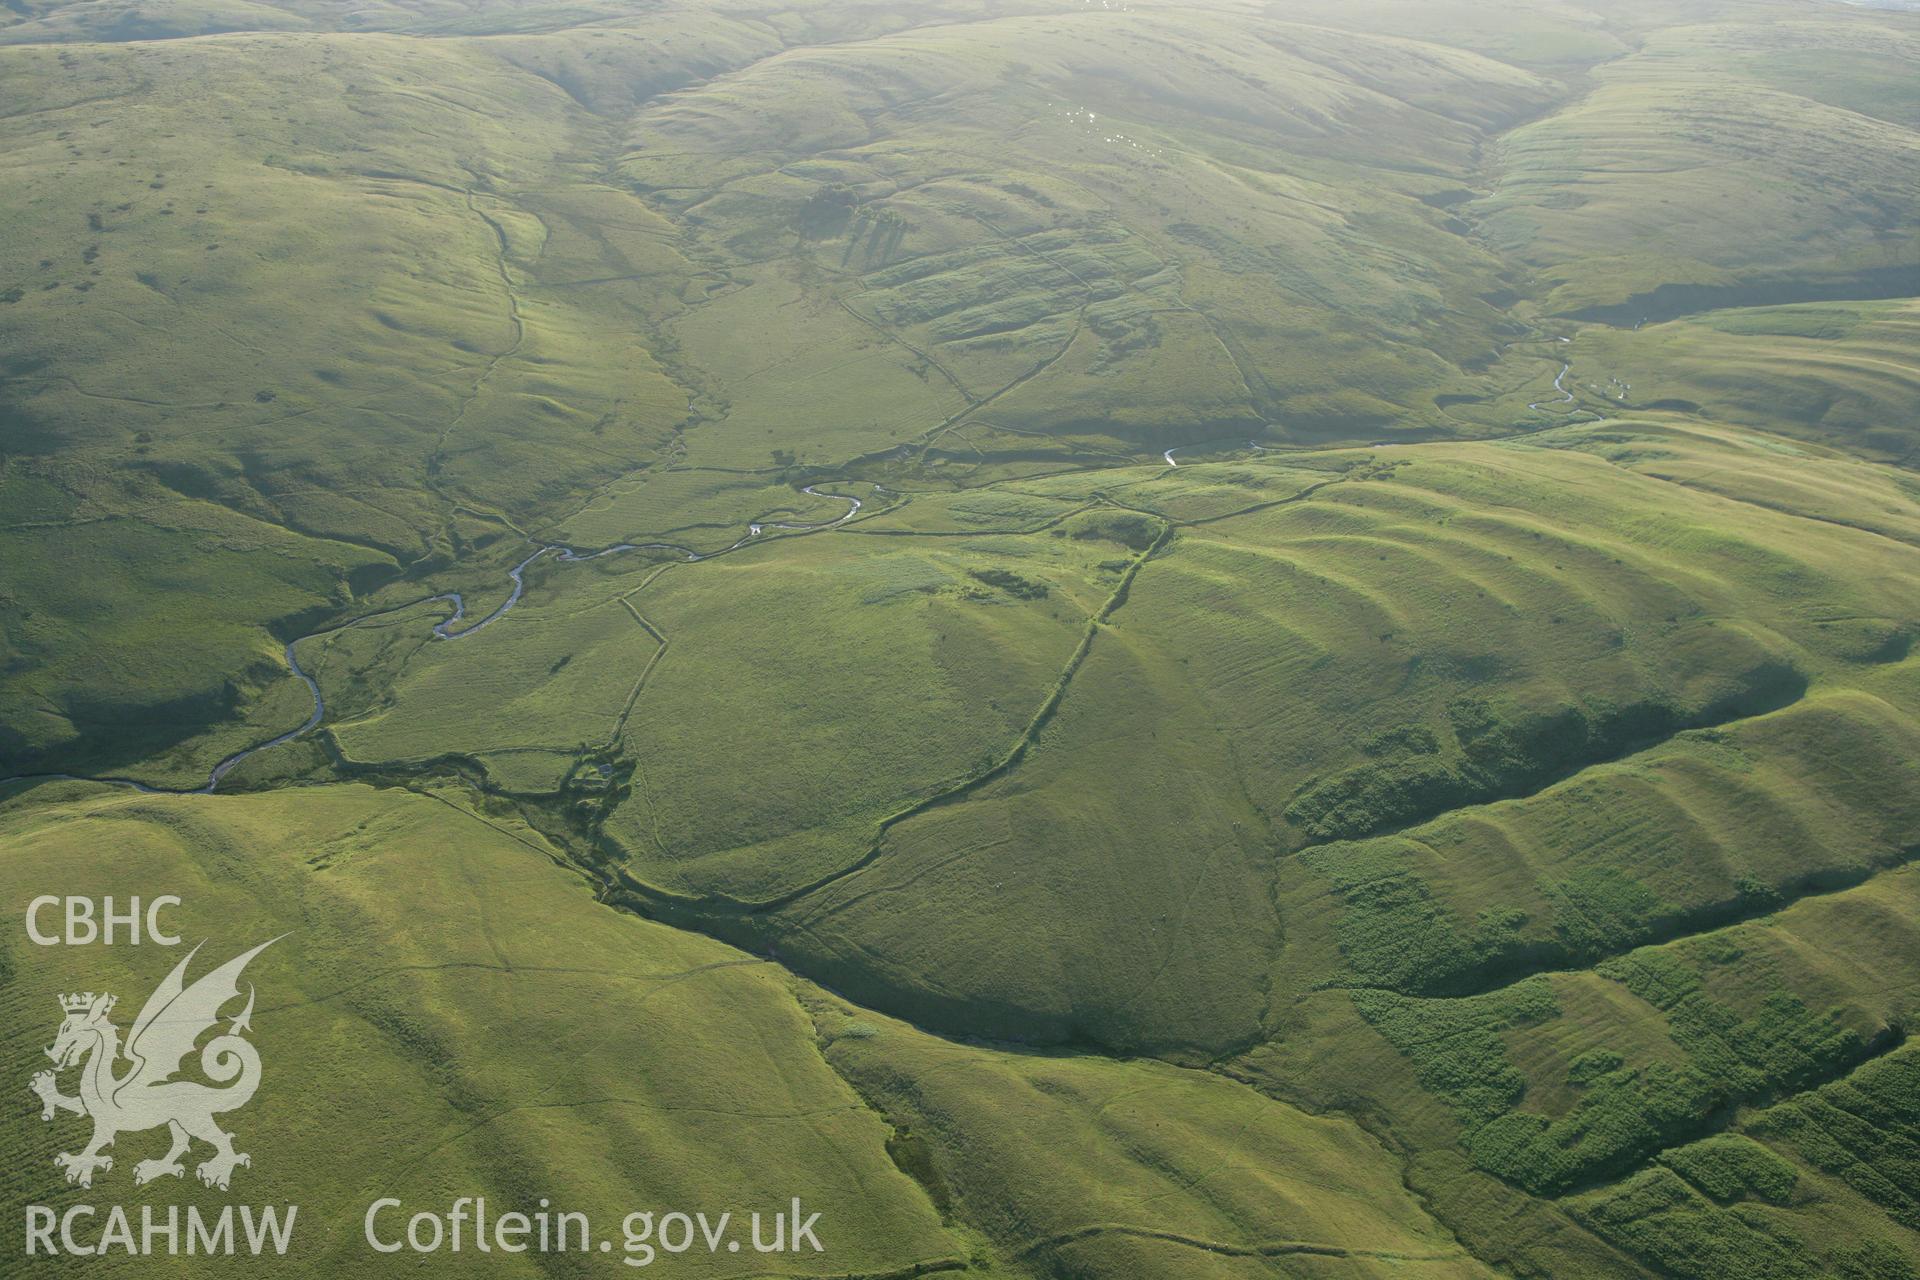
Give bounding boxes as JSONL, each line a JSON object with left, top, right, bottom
{"left": 59, "top": 992, "right": 113, "bottom": 1015}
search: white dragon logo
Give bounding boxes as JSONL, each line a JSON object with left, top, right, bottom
{"left": 29, "top": 939, "right": 278, "bottom": 1191}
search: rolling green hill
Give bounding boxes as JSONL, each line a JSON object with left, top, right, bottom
{"left": 3, "top": 0, "right": 1917, "bottom": 1276}
{"left": 1570, "top": 301, "right": 1920, "bottom": 462}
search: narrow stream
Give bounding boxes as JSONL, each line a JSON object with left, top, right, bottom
{"left": 1527, "top": 362, "right": 1577, "bottom": 413}
{"left": 3, "top": 486, "right": 865, "bottom": 796}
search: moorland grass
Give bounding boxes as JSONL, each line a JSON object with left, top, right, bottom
{"left": 0, "top": 781, "right": 966, "bottom": 1276}
{"left": 3, "top": 3, "right": 1919, "bottom": 1277}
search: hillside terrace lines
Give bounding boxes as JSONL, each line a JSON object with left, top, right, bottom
{"left": 7, "top": 15, "right": 1918, "bottom": 1277}
{"left": 826, "top": 207, "right": 1196, "bottom": 463}
{"left": 1555, "top": 1026, "right": 1912, "bottom": 1205}
{"left": 1311, "top": 852, "right": 1920, "bottom": 1006}
{"left": 1581, "top": 452, "right": 1920, "bottom": 556}
{"left": 950, "top": 206, "right": 1264, "bottom": 420}
{"left": 1322, "top": 904, "right": 1918, "bottom": 1205}
{"left": 1282, "top": 681, "right": 1919, "bottom": 989}
{"left": 955, "top": 206, "right": 1105, "bottom": 296}
{"left": 5, "top": 428, "right": 1836, "bottom": 801}
{"left": 1204, "top": 522, "right": 1535, "bottom": 629}
{"left": 1189, "top": 447, "right": 1913, "bottom": 639}
{"left": 1658, "top": 470, "right": 1920, "bottom": 552}
{"left": 0, "top": 426, "right": 1879, "bottom": 811}
{"left": 1287, "top": 653, "right": 1809, "bottom": 828}
{"left": 1378, "top": 999, "right": 1911, "bottom": 1206}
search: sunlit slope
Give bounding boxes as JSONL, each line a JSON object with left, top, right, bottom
{"left": 291, "top": 519, "right": 1119, "bottom": 879}
{"left": 550, "top": 426, "right": 1919, "bottom": 1061}
{"left": 8, "top": 0, "right": 1917, "bottom": 783}
{"left": 1221, "top": 432, "right": 1920, "bottom": 1279}
{"left": 1569, "top": 301, "right": 1920, "bottom": 462}
{"left": 0, "top": 781, "right": 967, "bottom": 1278}
{"left": 1473, "top": 14, "right": 1920, "bottom": 319}
{"left": 617, "top": 6, "right": 1560, "bottom": 452}
{"left": 603, "top": 527, "right": 1116, "bottom": 899}
{"left": 1, "top": 5, "right": 1917, "bottom": 1275}
{"left": 808, "top": 992, "right": 1500, "bottom": 1280}
{"left": 1531, "top": 415, "right": 1920, "bottom": 544}
{"left": 0, "top": 31, "right": 689, "bottom": 776}
{"left": 1247, "top": 861, "right": 1920, "bottom": 1279}
{"left": 0, "top": 33, "right": 685, "bottom": 526}
{"left": 0, "top": 0, "right": 1085, "bottom": 47}
{"left": 0, "top": 779, "right": 1506, "bottom": 1278}
{"left": 1282, "top": 687, "right": 1920, "bottom": 995}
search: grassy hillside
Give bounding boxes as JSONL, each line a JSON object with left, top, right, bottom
{"left": 3, "top": 0, "right": 1918, "bottom": 1277}
{"left": 1473, "top": 14, "right": 1920, "bottom": 317}
{"left": 0, "top": 780, "right": 1497, "bottom": 1278}
{"left": 1570, "top": 301, "right": 1920, "bottom": 462}
{"left": 0, "top": 782, "right": 969, "bottom": 1277}
{"left": 7, "top": 0, "right": 1914, "bottom": 780}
